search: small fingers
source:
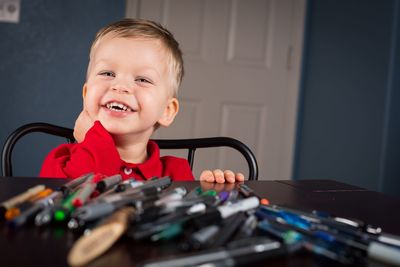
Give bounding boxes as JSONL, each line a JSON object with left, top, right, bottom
{"left": 235, "top": 172, "right": 245, "bottom": 182}
{"left": 200, "top": 170, "right": 215, "bottom": 183}
{"left": 223, "top": 170, "right": 235, "bottom": 183}
{"left": 213, "top": 169, "right": 225, "bottom": 183}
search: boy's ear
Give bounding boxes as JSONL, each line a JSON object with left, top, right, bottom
{"left": 158, "top": 98, "right": 179, "bottom": 127}
{"left": 82, "top": 84, "right": 88, "bottom": 98}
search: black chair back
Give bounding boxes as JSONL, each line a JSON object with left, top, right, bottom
{"left": 2, "top": 123, "right": 258, "bottom": 180}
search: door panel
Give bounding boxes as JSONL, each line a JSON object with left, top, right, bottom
{"left": 126, "top": 0, "right": 305, "bottom": 180}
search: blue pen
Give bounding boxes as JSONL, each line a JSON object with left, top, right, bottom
{"left": 258, "top": 220, "right": 355, "bottom": 264}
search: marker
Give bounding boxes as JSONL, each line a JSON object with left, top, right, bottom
{"left": 210, "top": 211, "right": 247, "bottom": 248}
{"left": 257, "top": 207, "right": 400, "bottom": 265}
{"left": 95, "top": 174, "right": 122, "bottom": 193}
{"left": 114, "top": 179, "right": 143, "bottom": 193}
{"left": 160, "top": 194, "right": 217, "bottom": 212}
{"left": 4, "top": 188, "right": 54, "bottom": 221}
{"left": 269, "top": 205, "right": 400, "bottom": 249}
{"left": 150, "top": 222, "right": 183, "bottom": 241}
{"left": 181, "top": 225, "right": 220, "bottom": 251}
{"left": 217, "top": 196, "right": 260, "bottom": 218}
{"left": 225, "top": 189, "right": 239, "bottom": 204}
{"left": 141, "top": 237, "right": 285, "bottom": 267}
{"left": 8, "top": 191, "right": 62, "bottom": 228}
{"left": 132, "top": 203, "right": 207, "bottom": 240}
{"left": 35, "top": 206, "right": 55, "bottom": 226}
{"left": 71, "top": 196, "right": 139, "bottom": 223}
{"left": 0, "top": 184, "right": 45, "bottom": 218}
{"left": 154, "top": 187, "right": 187, "bottom": 206}
{"left": 238, "top": 183, "right": 264, "bottom": 198}
{"left": 68, "top": 207, "right": 135, "bottom": 267}
{"left": 183, "top": 186, "right": 202, "bottom": 199}
{"left": 234, "top": 214, "right": 258, "bottom": 239}
{"left": 215, "top": 191, "right": 230, "bottom": 205}
{"left": 53, "top": 191, "right": 78, "bottom": 222}
{"left": 125, "top": 176, "right": 172, "bottom": 193}
{"left": 72, "top": 182, "right": 97, "bottom": 208}
{"left": 59, "top": 173, "right": 93, "bottom": 196}
{"left": 201, "top": 189, "right": 217, "bottom": 196}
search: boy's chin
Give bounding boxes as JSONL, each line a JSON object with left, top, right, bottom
{"left": 100, "top": 121, "right": 155, "bottom": 137}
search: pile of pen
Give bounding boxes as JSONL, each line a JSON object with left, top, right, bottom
{"left": 1, "top": 173, "right": 400, "bottom": 267}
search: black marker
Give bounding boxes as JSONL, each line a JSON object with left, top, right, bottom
{"left": 141, "top": 237, "right": 285, "bottom": 267}
{"left": 59, "top": 173, "right": 93, "bottom": 196}
{"left": 237, "top": 184, "right": 258, "bottom": 198}
{"left": 210, "top": 211, "right": 247, "bottom": 248}
{"left": 181, "top": 224, "right": 220, "bottom": 251}
{"left": 96, "top": 174, "right": 122, "bottom": 193}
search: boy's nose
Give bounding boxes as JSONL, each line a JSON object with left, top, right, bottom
{"left": 111, "top": 82, "right": 133, "bottom": 94}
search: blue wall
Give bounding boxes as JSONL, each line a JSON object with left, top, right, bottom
{"left": 0, "top": 0, "right": 124, "bottom": 176}
{"left": 295, "top": 0, "right": 400, "bottom": 197}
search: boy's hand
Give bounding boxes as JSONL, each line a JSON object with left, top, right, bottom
{"left": 199, "top": 169, "right": 245, "bottom": 183}
{"left": 73, "top": 110, "right": 95, "bottom": 143}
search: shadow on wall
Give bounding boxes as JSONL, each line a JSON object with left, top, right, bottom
{"left": 0, "top": 0, "right": 124, "bottom": 176}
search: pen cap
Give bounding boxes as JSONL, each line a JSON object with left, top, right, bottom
{"left": 60, "top": 173, "right": 93, "bottom": 195}
{"left": 217, "top": 196, "right": 260, "bottom": 219}
{"left": 96, "top": 174, "right": 122, "bottom": 192}
{"left": 72, "top": 202, "right": 115, "bottom": 222}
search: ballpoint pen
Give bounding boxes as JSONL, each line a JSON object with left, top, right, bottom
{"left": 257, "top": 220, "right": 355, "bottom": 264}
{"left": 0, "top": 184, "right": 45, "bottom": 218}
{"left": 257, "top": 206, "right": 400, "bottom": 265}
{"left": 267, "top": 205, "right": 400, "bottom": 249}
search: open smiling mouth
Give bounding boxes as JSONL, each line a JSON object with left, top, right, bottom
{"left": 104, "top": 101, "right": 134, "bottom": 112}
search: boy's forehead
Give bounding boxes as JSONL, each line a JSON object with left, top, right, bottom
{"left": 91, "top": 34, "right": 165, "bottom": 58}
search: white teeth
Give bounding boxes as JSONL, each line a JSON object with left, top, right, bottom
{"left": 105, "top": 102, "right": 132, "bottom": 112}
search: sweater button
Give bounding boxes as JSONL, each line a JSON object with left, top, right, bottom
{"left": 124, "top": 167, "right": 133, "bottom": 175}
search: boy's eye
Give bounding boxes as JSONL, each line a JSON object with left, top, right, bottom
{"left": 136, "top": 78, "right": 152, "bottom": 84}
{"left": 99, "top": 71, "right": 115, "bottom": 77}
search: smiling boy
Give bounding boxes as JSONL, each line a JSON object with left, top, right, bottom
{"left": 40, "top": 19, "right": 244, "bottom": 183}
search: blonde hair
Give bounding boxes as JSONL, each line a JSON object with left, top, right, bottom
{"left": 89, "top": 19, "right": 184, "bottom": 96}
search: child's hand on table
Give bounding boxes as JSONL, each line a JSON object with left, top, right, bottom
{"left": 199, "top": 169, "right": 244, "bottom": 183}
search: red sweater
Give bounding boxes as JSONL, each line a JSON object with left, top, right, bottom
{"left": 40, "top": 121, "right": 194, "bottom": 181}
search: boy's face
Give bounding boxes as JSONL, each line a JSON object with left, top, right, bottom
{"left": 83, "top": 36, "right": 178, "bottom": 138}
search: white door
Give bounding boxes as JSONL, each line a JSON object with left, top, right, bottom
{"left": 126, "top": 0, "right": 305, "bottom": 180}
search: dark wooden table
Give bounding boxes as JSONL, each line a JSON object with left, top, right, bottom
{"left": 0, "top": 177, "right": 399, "bottom": 267}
